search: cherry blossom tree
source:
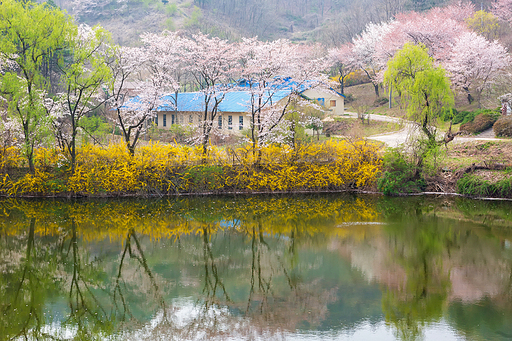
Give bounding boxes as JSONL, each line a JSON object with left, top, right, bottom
{"left": 352, "top": 21, "right": 395, "bottom": 98}
{"left": 379, "top": 10, "right": 469, "bottom": 65}
{"left": 374, "top": 3, "right": 473, "bottom": 71}
{"left": 108, "top": 31, "right": 183, "bottom": 155}
{"left": 105, "top": 46, "right": 144, "bottom": 156}
{"left": 183, "top": 33, "right": 241, "bottom": 156}
{"left": 446, "top": 31, "right": 511, "bottom": 106}
{"left": 491, "top": 0, "right": 512, "bottom": 23}
{"left": 253, "top": 44, "right": 328, "bottom": 147}
{"left": 239, "top": 38, "right": 299, "bottom": 149}
{"left": 327, "top": 43, "right": 357, "bottom": 96}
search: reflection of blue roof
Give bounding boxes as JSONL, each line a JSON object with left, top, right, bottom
{"left": 157, "top": 90, "right": 293, "bottom": 113}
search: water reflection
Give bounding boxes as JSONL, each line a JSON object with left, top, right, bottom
{"left": 0, "top": 195, "right": 512, "bottom": 340}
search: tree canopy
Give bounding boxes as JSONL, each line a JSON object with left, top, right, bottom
{"left": 384, "top": 43, "right": 453, "bottom": 143}
{"left": 0, "top": 0, "right": 76, "bottom": 173}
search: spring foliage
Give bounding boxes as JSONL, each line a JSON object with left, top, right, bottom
{"left": 384, "top": 43, "right": 454, "bottom": 143}
{"left": 0, "top": 140, "right": 381, "bottom": 197}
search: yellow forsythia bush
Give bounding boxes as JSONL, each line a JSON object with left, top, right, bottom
{"left": 0, "top": 140, "right": 382, "bottom": 196}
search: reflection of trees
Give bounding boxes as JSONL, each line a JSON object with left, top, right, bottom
{"left": 201, "top": 225, "right": 230, "bottom": 305}
{"left": 0, "top": 207, "right": 172, "bottom": 340}
{"left": 381, "top": 214, "right": 455, "bottom": 340}
{"left": 240, "top": 219, "right": 337, "bottom": 333}
{"left": 0, "top": 217, "right": 60, "bottom": 340}
{"left": 113, "top": 228, "right": 166, "bottom": 322}
{"left": 62, "top": 218, "right": 115, "bottom": 338}
{"left": 2, "top": 195, "right": 512, "bottom": 339}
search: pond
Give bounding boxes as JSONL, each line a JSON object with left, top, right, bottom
{"left": 1, "top": 194, "right": 512, "bottom": 340}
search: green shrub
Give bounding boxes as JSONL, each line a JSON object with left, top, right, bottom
{"left": 165, "top": 2, "right": 178, "bottom": 15}
{"left": 453, "top": 110, "right": 472, "bottom": 124}
{"left": 460, "top": 112, "right": 500, "bottom": 134}
{"left": 457, "top": 173, "right": 512, "bottom": 198}
{"left": 457, "top": 174, "right": 492, "bottom": 196}
{"left": 373, "top": 97, "right": 389, "bottom": 107}
{"left": 449, "top": 108, "right": 498, "bottom": 125}
{"left": 441, "top": 108, "right": 457, "bottom": 122}
{"left": 493, "top": 116, "right": 512, "bottom": 137}
{"left": 377, "top": 148, "right": 426, "bottom": 195}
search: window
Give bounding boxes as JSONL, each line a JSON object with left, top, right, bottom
{"left": 163, "top": 114, "right": 167, "bottom": 127}
{"left": 239, "top": 116, "right": 243, "bottom": 130}
{"left": 189, "top": 115, "right": 193, "bottom": 124}
{"left": 228, "top": 115, "right": 233, "bottom": 130}
{"left": 172, "top": 114, "right": 175, "bottom": 125}
{"left": 155, "top": 115, "right": 158, "bottom": 126}
{"left": 218, "top": 115, "right": 222, "bottom": 129}
{"left": 330, "top": 100, "right": 336, "bottom": 107}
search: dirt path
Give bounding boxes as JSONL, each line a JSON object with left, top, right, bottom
{"left": 341, "top": 112, "right": 414, "bottom": 147}
{"left": 339, "top": 112, "right": 507, "bottom": 146}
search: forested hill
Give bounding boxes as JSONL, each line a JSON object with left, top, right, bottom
{"left": 50, "top": 0, "right": 479, "bottom": 45}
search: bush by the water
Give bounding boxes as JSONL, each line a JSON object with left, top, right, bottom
{"left": 0, "top": 140, "right": 382, "bottom": 196}
{"left": 457, "top": 173, "right": 512, "bottom": 198}
{"left": 460, "top": 112, "right": 500, "bottom": 134}
{"left": 493, "top": 116, "right": 512, "bottom": 137}
{"left": 377, "top": 148, "right": 426, "bottom": 195}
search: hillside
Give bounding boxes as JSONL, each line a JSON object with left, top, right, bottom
{"left": 51, "top": 0, "right": 455, "bottom": 45}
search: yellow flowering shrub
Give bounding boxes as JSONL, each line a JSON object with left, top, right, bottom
{"left": 0, "top": 139, "right": 382, "bottom": 197}
{"left": 0, "top": 146, "right": 23, "bottom": 170}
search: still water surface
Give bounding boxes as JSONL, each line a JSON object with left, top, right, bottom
{"left": 1, "top": 194, "right": 512, "bottom": 340}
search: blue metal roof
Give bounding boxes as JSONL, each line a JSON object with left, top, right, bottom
{"left": 124, "top": 89, "right": 294, "bottom": 113}
{"left": 122, "top": 79, "right": 344, "bottom": 112}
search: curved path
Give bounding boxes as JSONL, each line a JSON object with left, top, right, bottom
{"left": 342, "top": 111, "right": 414, "bottom": 147}
{"left": 340, "top": 111, "right": 508, "bottom": 147}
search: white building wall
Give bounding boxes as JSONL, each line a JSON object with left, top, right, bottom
{"left": 301, "top": 89, "right": 345, "bottom": 115}
{"left": 155, "top": 111, "right": 250, "bottom": 134}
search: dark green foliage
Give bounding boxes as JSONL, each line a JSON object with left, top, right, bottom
{"left": 445, "top": 108, "right": 499, "bottom": 125}
{"left": 440, "top": 107, "right": 456, "bottom": 122}
{"left": 493, "top": 116, "right": 512, "bottom": 137}
{"left": 373, "top": 97, "right": 389, "bottom": 107}
{"left": 81, "top": 115, "right": 111, "bottom": 134}
{"left": 460, "top": 112, "right": 500, "bottom": 134}
{"left": 182, "top": 165, "right": 224, "bottom": 191}
{"left": 377, "top": 148, "right": 426, "bottom": 196}
{"left": 457, "top": 174, "right": 512, "bottom": 198}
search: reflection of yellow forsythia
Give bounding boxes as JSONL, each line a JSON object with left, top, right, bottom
{"left": 0, "top": 140, "right": 382, "bottom": 196}
{"left": 0, "top": 195, "right": 381, "bottom": 242}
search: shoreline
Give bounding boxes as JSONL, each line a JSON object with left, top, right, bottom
{"left": 2, "top": 188, "right": 512, "bottom": 202}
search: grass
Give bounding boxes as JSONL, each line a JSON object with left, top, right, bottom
{"left": 457, "top": 173, "right": 512, "bottom": 198}
{"left": 344, "top": 82, "right": 486, "bottom": 121}
{"left": 326, "top": 118, "right": 402, "bottom": 137}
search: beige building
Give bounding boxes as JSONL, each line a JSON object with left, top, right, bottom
{"left": 153, "top": 87, "right": 345, "bottom": 134}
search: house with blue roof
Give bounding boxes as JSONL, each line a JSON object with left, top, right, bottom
{"left": 149, "top": 83, "right": 345, "bottom": 133}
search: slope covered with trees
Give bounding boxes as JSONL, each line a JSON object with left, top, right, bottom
{"left": 52, "top": 0, "right": 458, "bottom": 45}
